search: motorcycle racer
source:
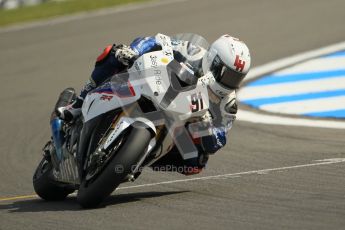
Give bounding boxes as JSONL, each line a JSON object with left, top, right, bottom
{"left": 57, "top": 34, "right": 251, "bottom": 175}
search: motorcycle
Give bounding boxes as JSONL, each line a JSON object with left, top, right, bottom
{"left": 33, "top": 33, "right": 230, "bottom": 208}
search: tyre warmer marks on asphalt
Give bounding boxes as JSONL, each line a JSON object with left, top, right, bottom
{"left": 239, "top": 50, "right": 345, "bottom": 118}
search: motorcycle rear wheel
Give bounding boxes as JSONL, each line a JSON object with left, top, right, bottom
{"left": 33, "top": 157, "right": 75, "bottom": 201}
{"left": 77, "top": 124, "right": 152, "bottom": 208}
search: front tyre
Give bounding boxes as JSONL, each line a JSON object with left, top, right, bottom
{"left": 33, "top": 158, "right": 75, "bottom": 201}
{"left": 77, "top": 125, "right": 152, "bottom": 208}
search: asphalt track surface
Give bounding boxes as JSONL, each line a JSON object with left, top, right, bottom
{"left": 0, "top": 0, "right": 345, "bottom": 229}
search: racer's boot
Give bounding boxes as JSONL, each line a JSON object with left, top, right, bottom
{"left": 56, "top": 79, "right": 97, "bottom": 122}
{"left": 56, "top": 96, "right": 83, "bottom": 122}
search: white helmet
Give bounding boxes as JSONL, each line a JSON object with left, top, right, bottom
{"left": 203, "top": 35, "right": 251, "bottom": 96}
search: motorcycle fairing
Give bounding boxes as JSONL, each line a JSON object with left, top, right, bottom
{"left": 82, "top": 81, "right": 140, "bottom": 122}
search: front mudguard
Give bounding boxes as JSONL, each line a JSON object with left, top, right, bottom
{"left": 103, "top": 116, "right": 156, "bottom": 150}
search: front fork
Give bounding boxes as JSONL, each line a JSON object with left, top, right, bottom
{"left": 96, "top": 113, "right": 158, "bottom": 182}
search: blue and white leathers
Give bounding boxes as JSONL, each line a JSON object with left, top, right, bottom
{"left": 82, "top": 34, "right": 231, "bottom": 155}
{"left": 130, "top": 36, "right": 159, "bottom": 56}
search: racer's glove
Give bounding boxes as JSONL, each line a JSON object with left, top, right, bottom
{"left": 200, "top": 127, "right": 227, "bottom": 154}
{"left": 130, "top": 36, "right": 158, "bottom": 56}
{"left": 114, "top": 44, "right": 138, "bottom": 66}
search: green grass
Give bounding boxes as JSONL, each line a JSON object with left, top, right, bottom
{"left": 0, "top": 0, "right": 149, "bottom": 27}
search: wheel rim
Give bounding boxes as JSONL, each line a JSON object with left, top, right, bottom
{"left": 33, "top": 159, "right": 50, "bottom": 181}
{"left": 84, "top": 133, "right": 126, "bottom": 183}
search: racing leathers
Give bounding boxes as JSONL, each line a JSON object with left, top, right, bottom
{"left": 63, "top": 36, "right": 238, "bottom": 175}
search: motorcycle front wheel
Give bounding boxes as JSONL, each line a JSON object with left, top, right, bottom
{"left": 77, "top": 124, "right": 152, "bottom": 208}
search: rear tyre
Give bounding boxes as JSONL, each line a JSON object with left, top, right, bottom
{"left": 33, "top": 88, "right": 77, "bottom": 201}
{"left": 77, "top": 125, "right": 152, "bottom": 208}
{"left": 33, "top": 158, "right": 75, "bottom": 201}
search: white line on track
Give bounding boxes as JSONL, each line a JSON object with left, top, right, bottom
{"left": 237, "top": 110, "right": 345, "bottom": 129}
{"left": 244, "top": 41, "right": 345, "bottom": 82}
{"left": 117, "top": 158, "right": 345, "bottom": 190}
{"left": 238, "top": 41, "right": 345, "bottom": 129}
{"left": 0, "top": 0, "right": 190, "bottom": 33}
{"left": 239, "top": 77, "right": 345, "bottom": 100}
{"left": 260, "top": 96, "right": 345, "bottom": 114}
{"left": 1, "top": 158, "right": 344, "bottom": 202}
{"left": 274, "top": 56, "right": 345, "bottom": 75}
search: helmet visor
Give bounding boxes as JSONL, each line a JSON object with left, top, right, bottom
{"left": 210, "top": 55, "right": 245, "bottom": 89}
